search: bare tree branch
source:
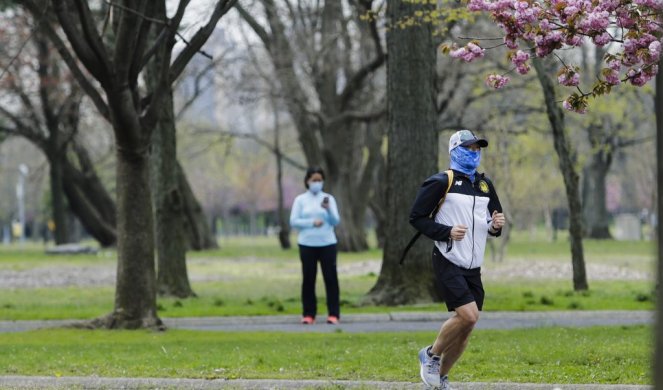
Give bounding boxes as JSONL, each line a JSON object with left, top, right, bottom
{"left": 0, "top": 106, "right": 47, "bottom": 147}
{"left": 50, "top": 0, "right": 107, "bottom": 83}
{"left": 72, "top": 0, "right": 111, "bottom": 78}
{"left": 235, "top": 2, "right": 272, "bottom": 47}
{"left": 17, "top": 1, "right": 111, "bottom": 120}
{"left": 175, "top": 60, "right": 218, "bottom": 120}
{"left": 617, "top": 135, "right": 656, "bottom": 148}
{"left": 129, "top": 2, "right": 158, "bottom": 85}
{"left": 339, "top": 0, "right": 385, "bottom": 109}
{"left": 8, "top": 79, "right": 43, "bottom": 130}
{"left": 323, "top": 108, "right": 386, "bottom": 128}
{"left": 169, "top": 0, "right": 238, "bottom": 82}
{"left": 114, "top": 1, "right": 148, "bottom": 82}
{"left": 194, "top": 127, "right": 307, "bottom": 170}
{"left": 0, "top": 7, "right": 46, "bottom": 82}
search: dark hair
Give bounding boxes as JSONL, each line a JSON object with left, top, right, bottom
{"left": 304, "top": 166, "right": 325, "bottom": 189}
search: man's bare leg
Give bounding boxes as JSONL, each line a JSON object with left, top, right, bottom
{"left": 429, "top": 302, "right": 479, "bottom": 375}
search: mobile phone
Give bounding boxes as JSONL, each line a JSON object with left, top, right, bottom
{"left": 322, "top": 196, "right": 329, "bottom": 206}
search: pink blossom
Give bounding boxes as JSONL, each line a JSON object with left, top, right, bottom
{"left": 558, "top": 69, "right": 580, "bottom": 86}
{"left": 562, "top": 99, "right": 587, "bottom": 114}
{"left": 485, "top": 74, "right": 511, "bottom": 89}
{"left": 649, "top": 41, "right": 661, "bottom": 59}
{"left": 564, "top": 5, "right": 581, "bottom": 17}
{"left": 608, "top": 60, "right": 621, "bottom": 71}
{"left": 592, "top": 32, "right": 612, "bottom": 46}
{"left": 566, "top": 35, "right": 583, "bottom": 46}
{"left": 634, "top": 0, "right": 663, "bottom": 8}
{"left": 603, "top": 69, "right": 621, "bottom": 85}
{"left": 579, "top": 10, "right": 611, "bottom": 31}
{"left": 445, "top": 0, "right": 662, "bottom": 112}
{"left": 511, "top": 50, "right": 531, "bottom": 74}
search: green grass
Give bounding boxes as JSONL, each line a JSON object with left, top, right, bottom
{"left": 0, "top": 326, "right": 650, "bottom": 384}
{"left": 0, "top": 279, "right": 654, "bottom": 321}
{"left": 0, "top": 235, "right": 655, "bottom": 320}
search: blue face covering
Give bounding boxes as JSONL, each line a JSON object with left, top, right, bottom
{"left": 308, "top": 181, "right": 324, "bottom": 194}
{"left": 450, "top": 146, "right": 481, "bottom": 181}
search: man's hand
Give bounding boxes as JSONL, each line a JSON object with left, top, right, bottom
{"left": 450, "top": 225, "right": 468, "bottom": 240}
{"left": 491, "top": 210, "right": 506, "bottom": 230}
{"left": 313, "top": 219, "right": 324, "bottom": 227}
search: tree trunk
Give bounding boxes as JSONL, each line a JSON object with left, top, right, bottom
{"left": 61, "top": 144, "right": 118, "bottom": 247}
{"left": 238, "top": 1, "right": 384, "bottom": 252}
{"left": 365, "top": 0, "right": 439, "bottom": 305}
{"left": 274, "top": 109, "right": 291, "bottom": 249}
{"left": 653, "top": 55, "right": 663, "bottom": 390}
{"left": 70, "top": 140, "right": 117, "bottom": 227}
{"left": 148, "top": 7, "right": 196, "bottom": 298}
{"left": 582, "top": 155, "right": 612, "bottom": 239}
{"left": 329, "top": 173, "right": 369, "bottom": 252}
{"left": 532, "top": 57, "right": 588, "bottom": 291}
{"left": 49, "top": 152, "right": 69, "bottom": 244}
{"left": 488, "top": 136, "right": 513, "bottom": 262}
{"left": 62, "top": 159, "right": 117, "bottom": 247}
{"left": 95, "top": 148, "right": 162, "bottom": 329}
{"left": 151, "top": 89, "right": 196, "bottom": 298}
{"left": 178, "top": 162, "right": 219, "bottom": 250}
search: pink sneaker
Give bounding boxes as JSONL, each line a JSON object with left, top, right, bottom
{"left": 327, "top": 316, "right": 339, "bottom": 325}
{"left": 301, "top": 316, "right": 315, "bottom": 324}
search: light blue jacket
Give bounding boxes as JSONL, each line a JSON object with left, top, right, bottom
{"left": 289, "top": 190, "right": 341, "bottom": 247}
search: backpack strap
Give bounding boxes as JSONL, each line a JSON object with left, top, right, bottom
{"left": 399, "top": 170, "right": 453, "bottom": 265}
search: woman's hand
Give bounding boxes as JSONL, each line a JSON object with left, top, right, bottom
{"left": 313, "top": 219, "right": 324, "bottom": 227}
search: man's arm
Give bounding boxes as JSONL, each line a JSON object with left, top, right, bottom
{"left": 486, "top": 178, "right": 504, "bottom": 237}
{"left": 409, "top": 173, "right": 453, "bottom": 241}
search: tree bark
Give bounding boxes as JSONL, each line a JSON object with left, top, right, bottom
{"left": 653, "top": 55, "right": 663, "bottom": 390}
{"left": 61, "top": 142, "right": 118, "bottom": 247}
{"left": 532, "top": 57, "right": 588, "bottom": 291}
{"left": 178, "top": 162, "right": 219, "bottom": 250}
{"left": 70, "top": 140, "right": 117, "bottom": 227}
{"left": 151, "top": 89, "right": 195, "bottom": 298}
{"left": 33, "top": 0, "right": 236, "bottom": 330}
{"left": 365, "top": 0, "right": 439, "bottom": 305}
{"left": 49, "top": 152, "right": 69, "bottom": 244}
{"left": 273, "top": 109, "right": 291, "bottom": 249}
{"left": 61, "top": 161, "right": 117, "bottom": 247}
{"left": 581, "top": 150, "right": 612, "bottom": 239}
{"left": 238, "top": 1, "right": 386, "bottom": 252}
{"left": 488, "top": 136, "right": 513, "bottom": 262}
{"left": 97, "top": 148, "right": 162, "bottom": 329}
{"left": 148, "top": 1, "right": 195, "bottom": 298}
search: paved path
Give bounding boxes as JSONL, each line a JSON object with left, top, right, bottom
{"left": 0, "top": 312, "right": 652, "bottom": 389}
{"left": 0, "top": 376, "right": 653, "bottom": 389}
{"left": 0, "top": 310, "right": 652, "bottom": 333}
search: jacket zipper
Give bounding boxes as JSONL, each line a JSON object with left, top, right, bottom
{"left": 469, "top": 182, "right": 476, "bottom": 269}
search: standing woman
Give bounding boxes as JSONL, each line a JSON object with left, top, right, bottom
{"left": 289, "top": 167, "right": 341, "bottom": 324}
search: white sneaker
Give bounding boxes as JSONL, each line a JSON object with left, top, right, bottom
{"left": 418, "top": 346, "right": 441, "bottom": 388}
{"left": 440, "top": 374, "right": 454, "bottom": 390}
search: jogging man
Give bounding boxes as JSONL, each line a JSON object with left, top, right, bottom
{"left": 409, "top": 129, "right": 505, "bottom": 389}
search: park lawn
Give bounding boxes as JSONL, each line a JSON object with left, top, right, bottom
{"left": 0, "top": 326, "right": 650, "bottom": 384}
{"left": 0, "top": 236, "right": 655, "bottom": 320}
{"left": 0, "top": 279, "right": 654, "bottom": 321}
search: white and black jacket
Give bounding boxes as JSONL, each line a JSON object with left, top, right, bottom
{"left": 409, "top": 170, "right": 502, "bottom": 270}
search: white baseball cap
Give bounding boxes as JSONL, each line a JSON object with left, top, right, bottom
{"left": 449, "top": 129, "right": 488, "bottom": 152}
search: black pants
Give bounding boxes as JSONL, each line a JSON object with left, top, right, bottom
{"left": 299, "top": 244, "right": 340, "bottom": 318}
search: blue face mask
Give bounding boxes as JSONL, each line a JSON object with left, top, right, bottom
{"left": 450, "top": 146, "right": 481, "bottom": 179}
{"left": 308, "top": 181, "right": 324, "bottom": 194}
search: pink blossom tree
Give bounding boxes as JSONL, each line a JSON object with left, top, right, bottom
{"left": 445, "top": 0, "right": 662, "bottom": 112}
{"left": 444, "top": 1, "right": 662, "bottom": 387}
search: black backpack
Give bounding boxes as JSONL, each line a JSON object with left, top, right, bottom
{"left": 399, "top": 170, "right": 454, "bottom": 265}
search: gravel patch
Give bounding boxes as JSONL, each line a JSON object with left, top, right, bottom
{"left": 0, "top": 257, "right": 652, "bottom": 290}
